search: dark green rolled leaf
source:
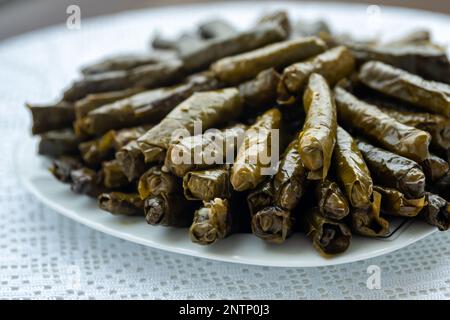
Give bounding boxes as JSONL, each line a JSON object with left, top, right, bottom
{"left": 358, "top": 140, "right": 426, "bottom": 198}
{"left": 70, "top": 168, "right": 106, "bottom": 197}
{"left": 238, "top": 68, "right": 281, "bottom": 109}
{"left": 211, "top": 37, "right": 325, "bottom": 84}
{"left": 247, "top": 180, "right": 275, "bottom": 216}
{"left": 420, "top": 154, "right": 449, "bottom": 183}
{"left": 98, "top": 192, "right": 144, "bottom": 216}
{"left": 27, "top": 101, "right": 75, "bottom": 135}
{"left": 115, "top": 141, "right": 147, "bottom": 182}
{"left": 421, "top": 192, "right": 450, "bottom": 231}
{"left": 49, "top": 156, "right": 83, "bottom": 183}
{"left": 335, "top": 87, "right": 431, "bottom": 162}
{"left": 359, "top": 61, "right": 450, "bottom": 117}
{"left": 428, "top": 173, "right": 450, "bottom": 201}
{"left": 144, "top": 192, "right": 197, "bottom": 227}
{"left": 38, "top": 129, "right": 81, "bottom": 157}
{"left": 273, "top": 138, "right": 308, "bottom": 210}
{"left": 199, "top": 19, "right": 237, "bottom": 39}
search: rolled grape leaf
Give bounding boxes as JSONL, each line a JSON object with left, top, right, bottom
{"left": 298, "top": 73, "right": 337, "bottom": 180}
{"left": 334, "top": 126, "right": 373, "bottom": 208}
{"left": 138, "top": 88, "right": 243, "bottom": 163}
{"left": 138, "top": 166, "right": 180, "bottom": 200}
{"left": 273, "top": 138, "right": 308, "bottom": 210}
{"left": 374, "top": 185, "right": 426, "bottom": 217}
{"left": 183, "top": 166, "right": 232, "bottom": 201}
{"left": 358, "top": 61, "right": 450, "bottom": 117}
{"left": 247, "top": 180, "right": 275, "bottom": 216}
{"left": 251, "top": 206, "right": 293, "bottom": 244}
{"left": 211, "top": 37, "right": 326, "bottom": 84}
{"left": 70, "top": 168, "right": 106, "bottom": 197}
{"left": 38, "top": 129, "right": 81, "bottom": 157}
{"left": 314, "top": 179, "right": 350, "bottom": 220}
{"left": 164, "top": 124, "right": 245, "bottom": 177}
{"left": 335, "top": 87, "right": 431, "bottom": 163}
{"left": 27, "top": 101, "right": 75, "bottom": 135}
{"left": 300, "top": 207, "right": 352, "bottom": 256}
{"left": 357, "top": 140, "right": 426, "bottom": 198}
{"left": 98, "top": 192, "right": 144, "bottom": 216}
{"left": 420, "top": 154, "right": 449, "bottom": 183}
{"left": 238, "top": 68, "right": 281, "bottom": 109}
{"left": 278, "top": 46, "right": 355, "bottom": 104}
{"left": 231, "top": 108, "right": 281, "bottom": 191}
{"left": 350, "top": 191, "right": 390, "bottom": 237}
{"left": 421, "top": 192, "right": 450, "bottom": 231}
{"left": 49, "top": 156, "right": 83, "bottom": 183}
{"left": 101, "top": 160, "right": 129, "bottom": 189}
{"left": 144, "top": 192, "right": 197, "bottom": 228}
{"left": 115, "top": 141, "right": 147, "bottom": 182}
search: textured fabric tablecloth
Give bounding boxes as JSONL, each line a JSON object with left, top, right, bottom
{"left": 0, "top": 3, "right": 449, "bottom": 299}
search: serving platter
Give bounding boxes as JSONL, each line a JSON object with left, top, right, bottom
{"left": 15, "top": 1, "right": 448, "bottom": 267}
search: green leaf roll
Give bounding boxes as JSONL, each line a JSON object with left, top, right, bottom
{"left": 183, "top": 166, "right": 232, "bottom": 201}
{"left": 374, "top": 185, "right": 426, "bottom": 217}
{"left": 335, "top": 87, "right": 431, "bottom": 163}
{"left": 421, "top": 192, "right": 450, "bottom": 231}
{"left": 298, "top": 73, "right": 337, "bottom": 180}
{"left": 314, "top": 179, "right": 350, "bottom": 220}
{"left": 251, "top": 206, "right": 293, "bottom": 244}
{"left": 98, "top": 192, "right": 144, "bottom": 216}
{"left": 138, "top": 166, "right": 180, "bottom": 200}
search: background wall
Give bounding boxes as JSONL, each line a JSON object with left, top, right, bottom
{"left": 1, "top": 0, "right": 450, "bottom": 41}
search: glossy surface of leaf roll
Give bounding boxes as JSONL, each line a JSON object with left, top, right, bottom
{"left": 278, "top": 46, "right": 354, "bottom": 104}
{"left": 358, "top": 140, "right": 426, "bottom": 198}
{"left": 101, "top": 160, "right": 129, "bottom": 189}
{"left": 81, "top": 52, "right": 176, "bottom": 75}
{"left": 247, "top": 180, "right": 274, "bottom": 216}
{"left": 138, "top": 166, "right": 180, "bottom": 200}
{"left": 138, "top": 88, "right": 243, "bottom": 163}
{"left": 301, "top": 207, "right": 352, "bottom": 256}
{"left": 79, "top": 131, "right": 115, "bottom": 165}
{"left": 378, "top": 106, "right": 450, "bottom": 151}
{"left": 211, "top": 37, "right": 326, "bottom": 84}
{"left": 314, "top": 179, "right": 350, "bottom": 220}
{"left": 231, "top": 108, "right": 281, "bottom": 191}
{"left": 70, "top": 168, "right": 106, "bottom": 197}
{"left": 349, "top": 43, "right": 450, "bottom": 84}
{"left": 421, "top": 154, "right": 449, "bottom": 183}
{"left": 38, "top": 129, "right": 81, "bottom": 157}
{"left": 334, "top": 126, "right": 373, "bottom": 208}
{"left": 49, "top": 156, "right": 83, "bottom": 183}
{"left": 74, "top": 88, "right": 144, "bottom": 119}
{"left": 115, "top": 141, "right": 146, "bottom": 182}
{"left": 181, "top": 23, "right": 287, "bottom": 72}
{"left": 77, "top": 71, "right": 221, "bottom": 135}
{"left": 298, "top": 73, "right": 337, "bottom": 180}
{"left": 238, "top": 68, "right": 281, "bottom": 109}
{"left": 421, "top": 192, "right": 450, "bottom": 231}
{"left": 350, "top": 191, "right": 390, "bottom": 237}
{"left": 359, "top": 61, "right": 450, "bottom": 117}
{"left": 98, "top": 192, "right": 144, "bottom": 216}
{"left": 252, "top": 206, "right": 293, "bottom": 244}
{"left": 27, "top": 101, "right": 75, "bottom": 135}
{"left": 273, "top": 139, "right": 308, "bottom": 210}
{"left": 63, "top": 60, "right": 184, "bottom": 102}
{"left": 189, "top": 198, "right": 231, "bottom": 245}
{"left": 183, "top": 166, "right": 232, "bottom": 201}
{"left": 198, "top": 19, "right": 237, "bottom": 39}
{"left": 164, "top": 124, "right": 246, "bottom": 177}
{"left": 374, "top": 185, "right": 426, "bottom": 217}
{"left": 144, "top": 192, "right": 196, "bottom": 227}
{"left": 335, "top": 87, "right": 431, "bottom": 162}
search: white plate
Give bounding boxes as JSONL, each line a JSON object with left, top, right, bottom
{"left": 15, "top": 1, "right": 447, "bottom": 267}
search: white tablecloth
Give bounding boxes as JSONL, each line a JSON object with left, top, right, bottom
{"left": 1, "top": 3, "right": 449, "bottom": 299}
